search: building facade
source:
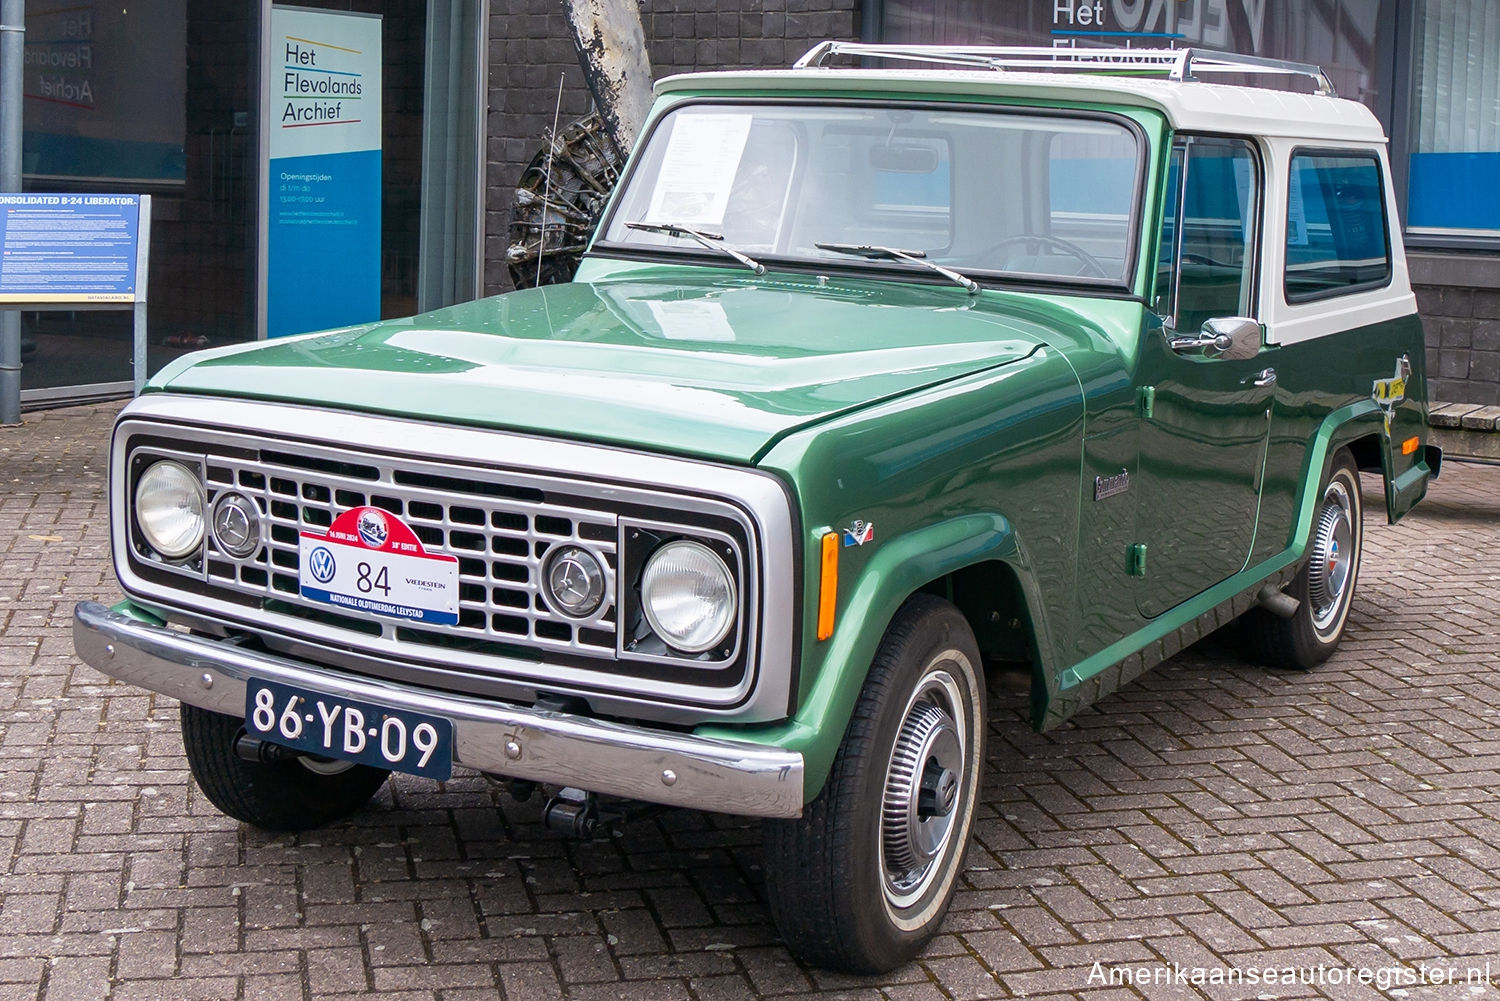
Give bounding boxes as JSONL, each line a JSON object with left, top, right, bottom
{"left": 11, "top": 0, "right": 1499, "bottom": 405}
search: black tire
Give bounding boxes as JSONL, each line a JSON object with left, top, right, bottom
{"left": 762, "top": 594, "right": 986, "bottom": 973}
{"left": 1242, "top": 448, "right": 1363, "bottom": 669}
{"left": 180, "top": 703, "right": 389, "bottom": 831}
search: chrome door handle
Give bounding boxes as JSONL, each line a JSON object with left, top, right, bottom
{"left": 1168, "top": 331, "right": 1233, "bottom": 356}
{"left": 1249, "top": 367, "right": 1277, "bottom": 387}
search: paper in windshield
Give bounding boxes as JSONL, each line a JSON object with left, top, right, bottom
{"left": 645, "top": 298, "right": 737, "bottom": 341}
{"left": 645, "top": 113, "right": 753, "bottom": 227}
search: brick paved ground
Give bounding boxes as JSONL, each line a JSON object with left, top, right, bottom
{"left": 3, "top": 401, "right": 1500, "bottom": 1001}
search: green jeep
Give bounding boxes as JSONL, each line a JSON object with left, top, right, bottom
{"left": 75, "top": 44, "right": 1440, "bottom": 972}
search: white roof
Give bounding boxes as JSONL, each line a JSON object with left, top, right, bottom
{"left": 654, "top": 68, "right": 1388, "bottom": 144}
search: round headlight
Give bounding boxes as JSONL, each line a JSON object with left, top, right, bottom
{"left": 640, "top": 540, "right": 736, "bottom": 654}
{"left": 543, "top": 545, "right": 606, "bottom": 618}
{"left": 134, "top": 460, "right": 205, "bottom": 559}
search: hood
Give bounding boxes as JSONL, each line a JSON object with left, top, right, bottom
{"left": 156, "top": 274, "right": 1072, "bottom": 464}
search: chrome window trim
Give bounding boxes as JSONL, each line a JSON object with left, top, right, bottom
{"left": 109, "top": 395, "right": 798, "bottom": 724}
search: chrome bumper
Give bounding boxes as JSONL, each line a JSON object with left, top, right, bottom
{"left": 73, "top": 602, "right": 804, "bottom": 818}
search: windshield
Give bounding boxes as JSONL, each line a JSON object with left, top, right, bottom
{"left": 598, "top": 103, "right": 1142, "bottom": 287}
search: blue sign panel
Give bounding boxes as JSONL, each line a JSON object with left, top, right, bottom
{"left": 266, "top": 7, "right": 383, "bottom": 338}
{"left": 268, "top": 150, "right": 383, "bottom": 337}
{"left": 1409, "top": 152, "right": 1500, "bottom": 233}
{"left": 0, "top": 194, "right": 142, "bottom": 303}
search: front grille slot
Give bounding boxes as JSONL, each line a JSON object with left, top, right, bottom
{"left": 201, "top": 449, "right": 620, "bottom": 658}
{"left": 266, "top": 598, "right": 383, "bottom": 635}
{"left": 394, "top": 468, "right": 545, "bottom": 503}
{"left": 263, "top": 450, "right": 380, "bottom": 481}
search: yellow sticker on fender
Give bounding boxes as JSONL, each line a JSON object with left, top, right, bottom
{"left": 1373, "top": 376, "right": 1405, "bottom": 404}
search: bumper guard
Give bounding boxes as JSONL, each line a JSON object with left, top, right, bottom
{"left": 73, "top": 602, "right": 804, "bottom": 818}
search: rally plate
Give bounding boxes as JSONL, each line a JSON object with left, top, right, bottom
{"left": 298, "top": 506, "right": 459, "bottom": 625}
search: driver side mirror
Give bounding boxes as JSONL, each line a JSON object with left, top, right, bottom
{"left": 1167, "top": 315, "right": 1262, "bottom": 361}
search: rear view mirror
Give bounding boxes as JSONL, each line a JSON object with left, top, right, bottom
{"left": 869, "top": 143, "right": 940, "bottom": 173}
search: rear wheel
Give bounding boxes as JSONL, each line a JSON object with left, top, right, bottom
{"left": 762, "top": 594, "right": 985, "bottom": 973}
{"left": 180, "top": 703, "right": 389, "bottom": 831}
{"left": 1242, "top": 448, "right": 1363, "bottom": 669}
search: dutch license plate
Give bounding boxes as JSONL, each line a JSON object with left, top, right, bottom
{"left": 246, "top": 679, "right": 454, "bottom": 780}
{"left": 298, "top": 506, "right": 459, "bottom": 625}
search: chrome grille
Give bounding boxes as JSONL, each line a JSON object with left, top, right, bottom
{"left": 113, "top": 400, "right": 799, "bottom": 723}
{"left": 200, "top": 451, "right": 619, "bottom": 655}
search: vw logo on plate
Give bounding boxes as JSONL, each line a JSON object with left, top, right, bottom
{"left": 357, "top": 509, "right": 389, "bottom": 548}
{"left": 308, "top": 545, "right": 337, "bottom": 583}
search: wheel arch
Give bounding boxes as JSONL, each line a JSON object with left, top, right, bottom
{"left": 1317, "top": 400, "right": 1434, "bottom": 529}
{"left": 915, "top": 558, "right": 1051, "bottom": 728}
{"left": 757, "top": 513, "right": 1056, "bottom": 801}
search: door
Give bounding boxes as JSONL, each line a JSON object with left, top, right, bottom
{"left": 1134, "top": 137, "right": 1275, "bottom": 618}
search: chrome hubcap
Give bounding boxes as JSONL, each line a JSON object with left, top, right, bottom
{"left": 1308, "top": 480, "right": 1354, "bottom": 633}
{"left": 882, "top": 671, "right": 967, "bottom": 907}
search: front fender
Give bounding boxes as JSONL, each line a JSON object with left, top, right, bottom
{"left": 697, "top": 514, "right": 1042, "bottom": 799}
{"left": 695, "top": 341, "right": 1087, "bottom": 801}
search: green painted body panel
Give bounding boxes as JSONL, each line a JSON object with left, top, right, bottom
{"left": 698, "top": 299, "right": 1431, "bottom": 796}
{"left": 148, "top": 275, "right": 1050, "bottom": 465}
{"left": 140, "top": 81, "right": 1440, "bottom": 807}
{"left": 1250, "top": 313, "right": 1433, "bottom": 550}
{"left": 112, "top": 599, "right": 166, "bottom": 627}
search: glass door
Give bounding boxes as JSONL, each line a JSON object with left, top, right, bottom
{"left": 258, "top": 0, "right": 485, "bottom": 339}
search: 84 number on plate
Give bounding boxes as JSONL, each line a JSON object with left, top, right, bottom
{"left": 356, "top": 561, "right": 389, "bottom": 595}
{"left": 246, "top": 680, "right": 453, "bottom": 779}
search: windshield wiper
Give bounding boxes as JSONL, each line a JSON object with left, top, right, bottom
{"left": 814, "top": 242, "right": 979, "bottom": 295}
{"left": 625, "top": 221, "right": 766, "bottom": 276}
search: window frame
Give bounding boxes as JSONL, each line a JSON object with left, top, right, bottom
{"left": 1156, "top": 134, "right": 1265, "bottom": 331}
{"left": 1282, "top": 146, "right": 1395, "bottom": 305}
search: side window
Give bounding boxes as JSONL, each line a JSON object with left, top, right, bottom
{"left": 1168, "top": 139, "right": 1259, "bottom": 333}
{"left": 1285, "top": 152, "right": 1391, "bottom": 302}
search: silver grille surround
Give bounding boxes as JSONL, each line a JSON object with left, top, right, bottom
{"left": 109, "top": 395, "right": 797, "bottom": 725}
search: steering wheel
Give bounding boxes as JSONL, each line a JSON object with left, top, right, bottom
{"left": 982, "top": 234, "right": 1109, "bottom": 279}
{"left": 1181, "top": 251, "right": 1238, "bottom": 268}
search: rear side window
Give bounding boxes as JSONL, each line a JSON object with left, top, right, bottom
{"left": 1285, "top": 152, "right": 1391, "bottom": 302}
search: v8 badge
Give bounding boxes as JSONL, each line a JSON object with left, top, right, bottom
{"left": 843, "top": 520, "right": 875, "bottom": 548}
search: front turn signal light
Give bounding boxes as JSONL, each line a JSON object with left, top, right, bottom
{"left": 817, "top": 531, "right": 838, "bottom": 641}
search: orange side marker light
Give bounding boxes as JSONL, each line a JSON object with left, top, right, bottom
{"left": 817, "top": 532, "right": 838, "bottom": 641}
{"left": 1401, "top": 436, "right": 1420, "bottom": 456}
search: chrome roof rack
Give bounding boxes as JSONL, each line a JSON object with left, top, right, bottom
{"left": 792, "top": 42, "right": 1337, "bottom": 98}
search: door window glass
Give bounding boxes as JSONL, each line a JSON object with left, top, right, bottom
{"left": 1172, "top": 141, "right": 1259, "bottom": 332}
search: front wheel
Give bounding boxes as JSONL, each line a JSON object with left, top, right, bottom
{"left": 762, "top": 594, "right": 986, "bottom": 973}
{"left": 181, "top": 703, "right": 390, "bottom": 831}
{"left": 1242, "top": 448, "right": 1363, "bottom": 669}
